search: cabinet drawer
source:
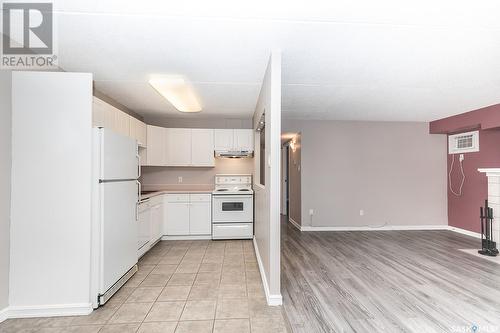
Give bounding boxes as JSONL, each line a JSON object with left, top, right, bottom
{"left": 212, "top": 223, "right": 253, "bottom": 240}
{"left": 164, "top": 194, "right": 189, "bottom": 202}
{"left": 190, "top": 194, "right": 211, "bottom": 202}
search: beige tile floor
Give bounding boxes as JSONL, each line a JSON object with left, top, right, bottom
{"left": 0, "top": 240, "right": 289, "bottom": 333}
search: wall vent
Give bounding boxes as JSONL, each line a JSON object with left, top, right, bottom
{"left": 448, "top": 130, "right": 479, "bottom": 154}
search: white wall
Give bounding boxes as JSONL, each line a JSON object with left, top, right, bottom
{"left": 10, "top": 72, "right": 93, "bottom": 314}
{"left": 282, "top": 119, "right": 448, "bottom": 228}
{"left": 0, "top": 71, "right": 12, "bottom": 313}
{"left": 253, "top": 51, "right": 282, "bottom": 305}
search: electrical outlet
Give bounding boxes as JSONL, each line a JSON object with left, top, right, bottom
{"left": 309, "top": 209, "right": 314, "bottom": 216}
{"left": 178, "top": 176, "right": 183, "bottom": 183}
{"left": 360, "top": 210, "right": 364, "bottom": 216}
{"left": 459, "top": 154, "right": 465, "bottom": 162}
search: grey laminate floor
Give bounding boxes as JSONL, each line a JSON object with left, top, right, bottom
{"left": 281, "top": 218, "right": 500, "bottom": 333}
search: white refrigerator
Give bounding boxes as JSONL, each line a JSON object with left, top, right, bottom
{"left": 91, "top": 128, "right": 140, "bottom": 308}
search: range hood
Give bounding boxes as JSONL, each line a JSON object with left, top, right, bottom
{"left": 215, "top": 150, "right": 254, "bottom": 158}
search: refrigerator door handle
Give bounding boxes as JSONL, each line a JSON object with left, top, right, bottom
{"left": 136, "top": 154, "right": 141, "bottom": 178}
{"left": 136, "top": 180, "right": 141, "bottom": 221}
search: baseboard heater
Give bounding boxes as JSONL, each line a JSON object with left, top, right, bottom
{"left": 98, "top": 265, "right": 138, "bottom": 307}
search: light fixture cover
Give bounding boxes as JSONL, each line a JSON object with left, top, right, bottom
{"left": 149, "top": 76, "right": 202, "bottom": 112}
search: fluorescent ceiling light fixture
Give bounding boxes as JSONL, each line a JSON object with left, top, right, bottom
{"left": 149, "top": 76, "right": 202, "bottom": 113}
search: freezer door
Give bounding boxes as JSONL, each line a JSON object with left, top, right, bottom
{"left": 99, "top": 128, "right": 138, "bottom": 180}
{"left": 100, "top": 181, "right": 138, "bottom": 294}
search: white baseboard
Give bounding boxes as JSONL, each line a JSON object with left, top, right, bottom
{"left": 288, "top": 218, "right": 302, "bottom": 231}
{"left": 6, "top": 303, "right": 93, "bottom": 319}
{"left": 0, "top": 307, "right": 8, "bottom": 323}
{"left": 295, "top": 224, "right": 483, "bottom": 239}
{"left": 299, "top": 224, "right": 450, "bottom": 232}
{"left": 252, "top": 237, "right": 282, "bottom": 306}
{"left": 448, "top": 226, "right": 482, "bottom": 239}
{"left": 161, "top": 235, "right": 212, "bottom": 241}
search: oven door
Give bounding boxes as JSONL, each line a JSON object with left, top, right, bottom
{"left": 212, "top": 195, "right": 253, "bottom": 223}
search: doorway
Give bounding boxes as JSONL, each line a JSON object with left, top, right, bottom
{"left": 281, "top": 133, "right": 301, "bottom": 228}
{"left": 281, "top": 144, "right": 290, "bottom": 218}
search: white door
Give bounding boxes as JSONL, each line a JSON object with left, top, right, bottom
{"left": 234, "top": 129, "right": 254, "bottom": 151}
{"left": 99, "top": 128, "right": 138, "bottom": 180}
{"left": 166, "top": 128, "right": 192, "bottom": 166}
{"left": 146, "top": 125, "right": 165, "bottom": 166}
{"left": 100, "top": 181, "right": 138, "bottom": 293}
{"left": 191, "top": 129, "right": 215, "bottom": 166}
{"left": 190, "top": 201, "right": 211, "bottom": 235}
{"left": 150, "top": 202, "right": 163, "bottom": 243}
{"left": 214, "top": 129, "right": 234, "bottom": 151}
{"left": 165, "top": 202, "right": 190, "bottom": 235}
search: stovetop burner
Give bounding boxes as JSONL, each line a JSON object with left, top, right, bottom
{"left": 212, "top": 174, "right": 254, "bottom": 195}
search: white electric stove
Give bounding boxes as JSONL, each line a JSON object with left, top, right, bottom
{"left": 212, "top": 175, "right": 254, "bottom": 240}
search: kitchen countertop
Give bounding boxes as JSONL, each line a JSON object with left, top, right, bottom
{"left": 141, "top": 189, "right": 213, "bottom": 200}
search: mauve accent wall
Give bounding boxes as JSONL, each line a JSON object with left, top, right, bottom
{"left": 430, "top": 104, "right": 500, "bottom": 233}
{"left": 447, "top": 130, "right": 500, "bottom": 232}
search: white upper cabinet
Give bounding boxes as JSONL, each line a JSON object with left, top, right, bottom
{"left": 234, "top": 129, "right": 254, "bottom": 151}
{"left": 191, "top": 129, "right": 215, "bottom": 167}
{"left": 144, "top": 125, "right": 165, "bottom": 166}
{"left": 214, "top": 129, "right": 234, "bottom": 151}
{"left": 93, "top": 97, "right": 147, "bottom": 148}
{"left": 166, "top": 128, "right": 192, "bottom": 166}
{"left": 92, "top": 97, "right": 117, "bottom": 130}
{"left": 214, "top": 129, "right": 254, "bottom": 152}
{"left": 129, "top": 116, "right": 147, "bottom": 147}
{"left": 92, "top": 97, "right": 105, "bottom": 128}
{"left": 145, "top": 127, "right": 214, "bottom": 167}
{"left": 114, "top": 110, "right": 130, "bottom": 137}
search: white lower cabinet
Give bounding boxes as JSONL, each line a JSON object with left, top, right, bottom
{"left": 189, "top": 201, "right": 212, "bottom": 235}
{"left": 138, "top": 193, "right": 212, "bottom": 257}
{"left": 164, "top": 193, "right": 211, "bottom": 237}
{"left": 165, "top": 201, "right": 190, "bottom": 236}
{"left": 150, "top": 196, "right": 163, "bottom": 244}
{"left": 138, "top": 196, "right": 163, "bottom": 258}
{"left": 137, "top": 201, "right": 151, "bottom": 258}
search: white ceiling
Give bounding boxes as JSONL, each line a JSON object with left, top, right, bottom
{"left": 52, "top": 0, "right": 500, "bottom": 121}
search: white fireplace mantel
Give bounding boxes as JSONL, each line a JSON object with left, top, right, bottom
{"left": 477, "top": 168, "right": 500, "bottom": 244}
{"left": 478, "top": 168, "right": 500, "bottom": 175}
